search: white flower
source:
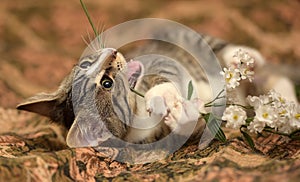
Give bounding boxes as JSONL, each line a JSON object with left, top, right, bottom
{"left": 221, "top": 49, "right": 256, "bottom": 89}
{"left": 247, "top": 95, "right": 270, "bottom": 109}
{"left": 234, "top": 49, "right": 255, "bottom": 82}
{"left": 247, "top": 90, "right": 300, "bottom": 134}
{"left": 292, "top": 115, "right": 300, "bottom": 129}
{"left": 289, "top": 103, "right": 300, "bottom": 130}
{"left": 247, "top": 118, "right": 266, "bottom": 133}
{"left": 268, "top": 89, "right": 287, "bottom": 108}
{"left": 275, "top": 103, "right": 296, "bottom": 134}
{"left": 254, "top": 105, "right": 277, "bottom": 128}
{"left": 222, "top": 105, "right": 247, "bottom": 129}
{"left": 233, "top": 49, "right": 255, "bottom": 66}
{"left": 247, "top": 95, "right": 261, "bottom": 109}
{"left": 273, "top": 102, "right": 300, "bottom": 134}
{"left": 239, "top": 63, "right": 254, "bottom": 82}
{"left": 220, "top": 67, "right": 241, "bottom": 89}
{"left": 268, "top": 89, "right": 281, "bottom": 101}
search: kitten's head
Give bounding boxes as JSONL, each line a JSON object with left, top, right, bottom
{"left": 17, "top": 48, "right": 143, "bottom": 147}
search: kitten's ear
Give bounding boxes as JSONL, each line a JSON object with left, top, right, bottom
{"left": 16, "top": 69, "right": 75, "bottom": 127}
{"left": 16, "top": 93, "right": 61, "bottom": 118}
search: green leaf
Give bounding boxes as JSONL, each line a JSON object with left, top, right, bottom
{"left": 289, "top": 130, "right": 300, "bottom": 140}
{"left": 245, "top": 117, "right": 254, "bottom": 124}
{"left": 240, "top": 127, "right": 255, "bottom": 150}
{"left": 187, "top": 80, "right": 193, "bottom": 100}
{"left": 203, "top": 113, "right": 210, "bottom": 122}
{"left": 203, "top": 113, "right": 226, "bottom": 142}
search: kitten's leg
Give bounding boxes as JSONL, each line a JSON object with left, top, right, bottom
{"left": 255, "top": 72, "right": 298, "bottom": 103}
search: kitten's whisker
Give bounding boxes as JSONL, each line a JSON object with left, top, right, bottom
{"left": 102, "top": 36, "right": 107, "bottom": 49}
{"left": 96, "top": 21, "right": 101, "bottom": 49}
{"left": 101, "top": 26, "right": 106, "bottom": 48}
{"left": 86, "top": 30, "right": 97, "bottom": 52}
{"left": 81, "top": 35, "right": 97, "bottom": 53}
{"left": 96, "top": 21, "right": 106, "bottom": 49}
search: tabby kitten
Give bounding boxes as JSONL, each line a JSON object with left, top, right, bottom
{"left": 17, "top": 29, "right": 297, "bottom": 148}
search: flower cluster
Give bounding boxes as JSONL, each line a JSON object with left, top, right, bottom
{"left": 222, "top": 90, "right": 300, "bottom": 135}
{"left": 247, "top": 90, "right": 300, "bottom": 134}
{"left": 220, "top": 49, "right": 300, "bottom": 139}
{"left": 220, "top": 49, "right": 254, "bottom": 89}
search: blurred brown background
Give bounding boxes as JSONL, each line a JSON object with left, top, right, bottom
{"left": 1, "top": 0, "right": 300, "bottom": 108}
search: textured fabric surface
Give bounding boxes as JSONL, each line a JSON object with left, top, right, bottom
{"left": 0, "top": 108, "right": 299, "bottom": 181}
{"left": 1, "top": 0, "right": 300, "bottom": 181}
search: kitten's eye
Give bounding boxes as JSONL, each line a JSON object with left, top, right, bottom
{"left": 101, "top": 77, "right": 114, "bottom": 90}
{"left": 79, "top": 61, "right": 92, "bottom": 69}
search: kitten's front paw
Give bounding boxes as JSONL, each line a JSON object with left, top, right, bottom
{"left": 146, "top": 96, "right": 170, "bottom": 117}
{"left": 145, "top": 82, "right": 195, "bottom": 131}
{"left": 145, "top": 82, "right": 181, "bottom": 119}
{"left": 145, "top": 82, "right": 205, "bottom": 133}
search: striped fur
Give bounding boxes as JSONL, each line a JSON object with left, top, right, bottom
{"left": 17, "top": 29, "right": 297, "bottom": 147}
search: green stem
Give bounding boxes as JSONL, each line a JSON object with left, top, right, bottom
{"left": 200, "top": 113, "right": 223, "bottom": 121}
{"left": 289, "top": 129, "right": 300, "bottom": 137}
{"left": 262, "top": 128, "right": 290, "bottom": 137}
{"left": 227, "top": 103, "right": 253, "bottom": 110}
{"left": 130, "top": 88, "right": 145, "bottom": 98}
{"left": 80, "top": 0, "right": 98, "bottom": 37}
{"left": 204, "top": 104, "right": 225, "bottom": 108}
{"left": 263, "top": 128, "right": 300, "bottom": 140}
{"left": 204, "top": 103, "right": 253, "bottom": 110}
{"left": 204, "top": 89, "right": 225, "bottom": 107}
